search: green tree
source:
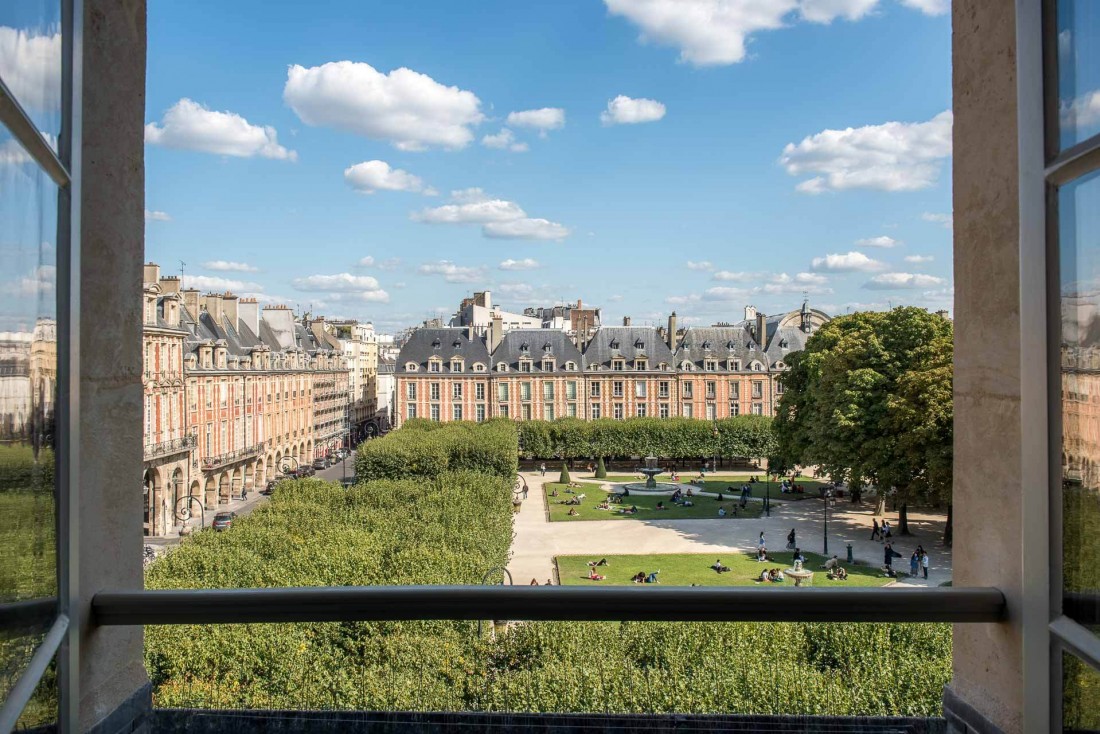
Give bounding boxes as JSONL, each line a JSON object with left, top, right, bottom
{"left": 774, "top": 308, "right": 953, "bottom": 537}
{"left": 559, "top": 462, "right": 571, "bottom": 484}
{"left": 595, "top": 456, "right": 607, "bottom": 478}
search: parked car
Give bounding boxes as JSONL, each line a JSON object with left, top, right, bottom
{"left": 212, "top": 511, "right": 236, "bottom": 531}
{"left": 313, "top": 458, "right": 327, "bottom": 470}
{"left": 261, "top": 480, "right": 282, "bottom": 495}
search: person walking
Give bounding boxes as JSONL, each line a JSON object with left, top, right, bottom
{"left": 539, "top": 462, "right": 546, "bottom": 477}
{"left": 758, "top": 532, "right": 766, "bottom": 550}
{"left": 922, "top": 551, "right": 930, "bottom": 580}
{"left": 909, "top": 550, "right": 920, "bottom": 577}
{"left": 870, "top": 518, "right": 881, "bottom": 541}
{"left": 786, "top": 528, "right": 796, "bottom": 550}
{"left": 882, "top": 519, "right": 892, "bottom": 541}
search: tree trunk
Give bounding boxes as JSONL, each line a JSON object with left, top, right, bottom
{"left": 943, "top": 503, "right": 953, "bottom": 546}
{"left": 898, "top": 503, "right": 911, "bottom": 535}
{"left": 874, "top": 495, "right": 886, "bottom": 517}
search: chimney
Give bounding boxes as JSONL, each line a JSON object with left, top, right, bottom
{"left": 623, "top": 316, "right": 631, "bottom": 326}
{"left": 143, "top": 262, "right": 160, "bottom": 285}
{"left": 935, "top": 309, "right": 950, "bottom": 320}
{"left": 238, "top": 298, "right": 260, "bottom": 336}
{"left": 181, "top": 289, "right": 201, "bottom": 320}
{"left": 490, "top": 313, "right": 503, "bottom": 354}
{"left": 756, "top": 311, "right": 767, "bottom": 347}
{"left": 222, "top": 292, "right": 239, "bottom": 333}
{"left": 667, "top": 311, "right": 677, "bottom": 350}
{"left": 576, "top": 299, "right": 583, "bottom": 311}
{"left": 744, "top": 305, "right": 757, "bottom": 321}
{"left": 159, "top": 275, "right": 181, "bottom": 294}
{"left": 204, "top": 293, "right": 224, "bottom": 326}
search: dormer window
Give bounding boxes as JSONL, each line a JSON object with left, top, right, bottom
{"left": 726, "top": 340, "right": 736, "bottom": 350}
{"left": 542, "top": 358, "right": 555, "bottom": 371}
{"left": 731, "top": 360, "right": 742, "bottom": 371}
{"left": 751, "top": 361, "right": 764, "bottom": 371}
{"left": 680, "top": 360, "right": 694, "bottom": 371}
{"left": 429, "top": 359, "right": 442, "bottom": 373}
{"left": 612, "top": 359, "right": 625, "bottom": 371}
{"left": 497, "top": 362, "right": 509, "bottom": 372}
{"left": 519, "top": 360, "right": 532, "bottom": 373}
{"left": 519, "top": 341, "right": 530, "bottom": 353}
{"left": 473, "top": 362, "right": 486, "bottom": 372}
{"left": 659, "top": 362, "right": 669, "bottom": 371}
{"left": 450, "top": 359, "right": 464, "bottom": 372}
{"left": 779, "top": 339, "right": 789, "bottom": 349}
{"left": 702, "top": 340, "right": 713, "bottom": 350}
{"left": 431, "top": 338, "right": 441, "bottom": 349}
{"left": 452, "top": 338, "right": 462, "bottom": 349}
{"left": 705, "top": 360, "right": 718, "bottom": 371}
{"left": 634, "top": 339, "right": 645, "bottom": 350}
{"left": 543, "top": 342, "right": 553, "bottom": 354}
{"left": 405, "top": 362, "right": 419, "bottom": 372}
{"left": 609, "top": 339, "right": 620, "bottom": 350}
{"left": 635, "top": 359, "right": 648, "bottom": 370}
{"left": 564, "top": 361, "right": 576, "bottom": 371}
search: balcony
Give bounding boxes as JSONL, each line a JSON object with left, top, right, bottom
{"left": 142, "top": 434, "right": 196, "bottom": 461}
{"left": 201, "top": 442, "right": 265, "bottom": 470}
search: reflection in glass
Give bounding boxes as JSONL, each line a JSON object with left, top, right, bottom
{"left": 1061, "top": 169, "right": 1100, "bottom": 627}
{"left": 1064, "top": 652, "right": 1100, "bottom": 733}
{"left": 0, "top": 2, "right": 63, "bottom": 147}
{"left": 1057, "top": 0, "right": 1100, "bottom": 150}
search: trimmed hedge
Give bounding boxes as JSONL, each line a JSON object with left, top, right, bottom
{"left": 518, "top": 416, "right": 776, "bottom": 461}
{"left": 356, "top": 420, "right": 518, "bottom": 481}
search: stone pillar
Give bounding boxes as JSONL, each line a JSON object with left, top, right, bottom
{"left": 77, "top": 0, "right": 150, "bottom": 730}
{"left": 947, "top": 1, "right": 1024, "bottom": 732}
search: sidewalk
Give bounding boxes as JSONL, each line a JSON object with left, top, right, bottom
{"left": 145, "top": 490, "right": 271, "bottom": 548}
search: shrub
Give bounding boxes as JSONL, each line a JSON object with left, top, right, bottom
{"left": 559, "top": 462, "right": 570, "bottom": 484}
{"left": 595, "top": 456, "right": 607, "bottom": 478}
{"left": 356, "top": 421, "right": 518, "bottom": 481}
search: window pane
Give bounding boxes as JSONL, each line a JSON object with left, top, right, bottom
{"left": 1063, "top": 651, "right": 1100, "bottom": 732}
{"left": 1056, "top": 0, "right": 1100, "bottom": 149}
{"left": 1060, "top": 169, "right": 1100, "bottom": 627}
{"left": 0, "top": 2, "right": 63, "bottom": 147}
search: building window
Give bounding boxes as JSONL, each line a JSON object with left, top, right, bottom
{"left": 659, "top": 403, "right": 669, "bottom": 418}
{"left": 612, "top": 359, "right": 625, "bottom": 371}
{"left": 730, "top": 381, "right": 740, "bottom": 399}
{"left": 566, "top": 381, "right": 577, "bottom": 400}
{"left": 476, "top": 404, "right": 485, "bottom": 422}
{"left": 407, "top": 405, "right": 417, "bottom": 419}
{"left": 682, "top": 382, "right": 694, "bottom": 398}
{"left": 430, "top": 383, "right": 441, "bottom": 401}
{"left": 613, "top": 403, "right": 624, "bottom": 419}
{"left": 521, "top": 382, "right": 532, "bottom": 401}
{"left": 752, "top": 403, "right": 763, "bottom": 415}
{"left": 590, "top": 382, "right": 601, "bottom": 397}
{"left": 683, "top": 403, "right": 694, "bottom": 418}
{"left": 567, "top": 403, "right": 577, "bottom": 417}
{"left": 519, "top": 360, "right": 532, "bottom": 372}
{"left": 613, "top": 381, "right": 624, "bottom": 397}
{"left": 591, "top": 404, "right": 601, "bottom": 419}
{"left": 497, "top": 362, "right": 509, "bottom": 372}
{"left": 705, "top": 360, "right": 717, "bottom": 371}
{"left": 636, "top": 382, "right": 647, "bottom": 398}
{"left": 752, "top": 380, "right": 763, "bottom": 399}
{"left": 498, "top": 404, "right": 509, "bottom": 418}
{"left": 522, "top": 404, "right": 532, "bottom": 421}
{"left": 431, "top": 405, "right": 441, "bottom": 421}
{"left": 543, "top": 382, "right": 555, "bottom": 401}
{"left": 635, "top": 359, "right": 648, "bottom": 370}
{"left": 658, "top": 381, "right": 670, "bottom": 398}
{"left": 543, "top": 405, "right": 555, "bottom": 420}
{"left": 429, "top": 361, "right": 441, "bottom": 373}
{"left": 705, "top": 404, "right": 716, "bottom": 420}
{"left": 636, "top": 403, "right": 647, "bottom": 417}
{"left": 776, "top": 381, "right": 784, "bottom": 395}
{"left": 706, "top": 380, "right": 716, "bottom": 399}
{"left": 542, "top": 359, "right": 554, "bottom": 371}
{"left": 730, "top": 402, "right": 740, "bottom": 416}
{"left": 564, "top": 361, "right": 576, "bottom": 370}
{"left": 451, "top": 359, "right": 463, "bottom": 372}
{"left": 475, "top": 383, "right": 485, "bottom": 400}
{"left": 453, "top": 383, "right": 463, "bottom": 399}
{"left": 453, "top": 405, "right": 463, "bottom": 421}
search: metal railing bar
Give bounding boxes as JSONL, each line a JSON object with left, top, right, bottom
{"left": 0, "top": 598, "right": 58, "bottom": 632}
{"left": 0, "top": 76, "right": 70, "bottom": 187}
{"left": 1045, "top": 133, "right": 1100, "bottom": 186}
{"left": 1062, "top": 591, "right": 1100, "bottom": 625}
{"left": 1051, "top": 614, "right": 1100, "bottom": 672}
{"left": 92, "top": 586, "right": 1006, "bottom": 626}
{"left": 0, "top": 614, "right": 68, "bottom": 734}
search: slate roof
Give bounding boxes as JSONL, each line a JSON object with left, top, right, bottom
{"left": 582, "top": 326, "right": 675, "bottom": 370}
{"left": 396, "top": 328, "right": 490, "bottom": 374}
{"left": 673, "top": 325, "right": 768, "bottom": 370}
{"left": 492, "top": 329, "right": 583, "bottom": 373}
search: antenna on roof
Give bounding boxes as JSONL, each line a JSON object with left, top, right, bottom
{"left": 179, "top": 260, "right": 186, "bottom": 285}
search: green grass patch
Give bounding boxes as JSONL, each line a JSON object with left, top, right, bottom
{"left": 580, "top": 474, "right": 827, "bottom": 501}
{"left": 544, "top": 483, "right": 765, "bottom": 521}
{"left": 556, "top": 552, "right": 892, "bottom": 588}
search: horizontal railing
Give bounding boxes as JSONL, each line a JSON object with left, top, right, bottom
{"left": 201, "top": 442, "right": 264, "bottom": 470}
{"left": 143, "top": 434, "right": 197, "bottom": 460}
{"left": 92, "top": 586, "right": 1005, "bottom": 626}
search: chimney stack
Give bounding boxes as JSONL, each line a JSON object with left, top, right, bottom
{"left": 744, "top": 305, "right": 757, "bottom": 321}
{"left": 159, "top": 275, "right": 181, "bottom": 294}
{"left": 755, "top": 311, "right": 767, "bottom": 347}
{"left": 222, "top": 292, "right": 239, "bottom": 333}
{"left": 239, "top": 298, "right": 260, "bottom": 336}
{"left": 623, "top": 316, "right": 631, "bottom": 326}
{"left": 489, "top": 313, "right": 503, "bottom": 354}
{"left": 143, "top": 262, "right": 160, "bottom": 285}
{"left": 667, "top": 311, "right": 677, "bottom": 350}
{"left": 181, "top": 289, "right": 201, "bottom": 320}
{"left": 204, "top": 293, "right": 224, "bottom": 326}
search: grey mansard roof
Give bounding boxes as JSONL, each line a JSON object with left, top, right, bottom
{"left": 396, "top": 328, "right": 491, "bottom": 374}
{"left": 582, "top": 326, "right": 675, "bottom": 370}
{"left": 492, "top": 329, "right": 583, "bottom": 372}
{"left": 673, "top": 325, "right": 768, "bottom": 369}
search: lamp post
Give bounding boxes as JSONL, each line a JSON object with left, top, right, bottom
{"left": 821, "top": 486, "right": 829, "bottom": 555}
{"left": 765, "top": 472, "right": 771, "bottom": 517}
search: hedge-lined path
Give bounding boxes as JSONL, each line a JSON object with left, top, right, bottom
{"left": 507, "top": 471, "right": 953, "bottom": 588}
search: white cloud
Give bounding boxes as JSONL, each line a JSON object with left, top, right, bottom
{"left": 780, "top": 110, "right": 952, "bottom": 193}
{"left": 713, "top": 270, "right": 758, "bottom": 282}
{"left": 481, "top": 128, "right": 528, "bottom": 152}
{"left": 603, "top": 0, "right": 796, "bottom": 66}
{"left": 145, "top": 99, "right": 296, "bottom": 160}
{"left": 686, "top": 260, "right": 713, "bottom": 271}
{"left": 922, "top": 211, "right": 952, "bottom": 229}
{"left": 203, "top": 260, "right": 257, "bottom": 273}
{"left": 1060, "top": 90, "right": 1100, "bottom": 132}
{"left": 412, "top": 188, "right": 570, "bottom": 241}
{"left": 704, "top": 286, "right": 750, "bottom": 301}
{"left": 344, "top": 160, "right": 434, "bottom": 195}
{"left": 855, "top": 235, "right": 899, "bottom": 248}
{"left": 499, "top": 258, "right": 540, "bottom": 271}
{"left": 0, "top": 139, "right": 33, "bottom": 167}
{"left": 789, "top": 272, "right": 829, "bottom": 285}
{"left": 417, "top": 261, "right": 486, "bottom": 284}
{"left": 755, "top": 272, "right": 832, "bottom": 295}
{"left": 600, "top": 95, "right": 667, "bottom": 125}
{"left": 667, "top": 294, "right": 702, "bottom": 305}
{"left": 811, "top": 251, "right": 888, "bottom": 272}
{"left": 5, "top": 265, "right": 56, "bottom": 297}
{"left": 863, "top": 272, "right": 946, "bottom": 289}
{"left": 0, "top": 27, "right": 60, "bottom": 112}
{"left": 506, "top": 108, "right": 565, "bottom": 132}
{"left": 284, "top": 61, "right": 484, "bottom": 151}
{"left": 182, "top": 275, "right": 263, "bottom": 292}
{"left": 903, "top": 254, "right": 934, "bottom": 264}
{"left": 898, "top": 0, "right": 949, "bottom": 15}
{"left": 497, "top": 283, "right": 536, "bottom": 299}
{"left": 608, "top": 294, "right": 624, "bottom": 302}
{"left": 144, "top": 210, "right": 172, "bottom": 222}
{"left": 358, "top": 256, "right": 375, "bottom": 267}
{"left": 292, "top": 273, "right": 382, "bottom": 292}
{"left": 799, "top": 0, "right": 879, "bottom": 23}
{"left": 377, "top": 258, "right": 402, "bottom": 270}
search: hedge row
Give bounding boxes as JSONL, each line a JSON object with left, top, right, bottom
{"left": 517, "top": 416, "right": 776, "bottom": 460}
{"left": 355, "top": 419, "right": 519, "bottom": 481}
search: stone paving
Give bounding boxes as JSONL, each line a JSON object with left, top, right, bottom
{"left": 507, "top": 471, "right": 953, "bottom": 587}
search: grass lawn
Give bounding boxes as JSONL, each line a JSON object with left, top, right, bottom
{"left": 586, "top": 474, "right": 827, "bottom": 501}
{"left": 544, "top": 482, "right": 765, "bottom": 521}
{"left": 556, "top": 551, "right": 892, "bottom": 587}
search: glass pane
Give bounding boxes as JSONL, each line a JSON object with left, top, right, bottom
{"left": 0, "top": 122, "right": 59, "bottom": 607}
{"left": 0, "top": 1, "right": 63, "bottom": 147}
{"left": 1061, "top": 169, "right": 1100, "bottom": 627}
{"left": 1056, "top": 0, "right": 1100, "bottom": 149}
{"left": 0, "top": 626, "right": 51, "bottom": 717}
{"left": 1063, "top": 652, "right": 1100, "bottom": 733}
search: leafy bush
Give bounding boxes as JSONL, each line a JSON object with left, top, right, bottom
{"left": 595, "top": 456, "right": 607, "bottom": 478}
{"left": 356, "top": 421, "right": 518, "bottom": 481}
{"left": 558, "top": 462, "right": 570, "bottom": 484}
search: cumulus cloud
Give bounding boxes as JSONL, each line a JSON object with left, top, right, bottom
{"left": 799, "top": 0, "right": 879, "bottom": 23}
{"left": 713, "top": 270, "right": 758, "bottom": 282}
{"left": 667, "top": 294, "right": 702, "bottom": 305}
{"left": 686, "top": 261, "right": 713, "bottom": 271}
{"left": 903, "top": 255, "right": 934, "bottom": 264}
{"left": 344, "top": 160, "right": 434, "bottom": 195}
{"left": 203, "top": 260, "right": 257, "bottom": 273}
{"left": 144, "top": 210, "right": 172, "bottom": 222}
{"left": 1060, "top": 90, "right": 1100, "bottom": 132}
{"left": 481, "top": 128, "right": 528, "bottom": 152}
{"left": 863, "top": 272, "right": 946, "bottom": 289}
{"left": 780, "top": 110, "right": 952, "bottom": 193}
{"left": 412, "top": 188, "right": 570, "bottom": 241}
{"left": 855, "top": 235, "right": 899, "bottom": 248}
{"left": 811, "top": 251, "right": 887, "bottom": 272}
{"left": 499, "top": 258, "right": 540, "bottom": 271}
{"left": 922, "top": 211, "right": 952, "bottom": 229}
{"left": 898, "top": 0, "right": 949, "bottom": 14}
{"left": 182, "top": 275, "right": 263, "bottom": 292}
{"left": 704, "top": 286, "right": 750, "bottom": 301}
{"left": 0, "top": 27, "right": 60, "bottom": 112}
{"left": 506, "top": 108, "right": 565, "bottom": 132}
{"left": 291, "top": 273, "right": 390, "bottom": 302}
{"left": 5, "top": 265, "right": 56, "bottom": 297}
{"left": 377, "top": 258, "right": 402, "bottom": 270}
{"left": 417, "top": 260, "right": 486, "bottom": 284}
{"left": 145, "top": 99, "right": 296, "bottom": 160}
{"left": 600, "top": 95, "right": 667, "bottom": 125}
{"left": 358, "top": 256, "right": 375, "bottom": 267}
{"left": 753, "top": 272, "right": 832, "bottom": 295}
{"left": 284, "top": 61, "right": 484, "bottom": 151}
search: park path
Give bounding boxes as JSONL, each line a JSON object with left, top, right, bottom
{"left": 506, "top": 471, "right": 953, "bottom": 587}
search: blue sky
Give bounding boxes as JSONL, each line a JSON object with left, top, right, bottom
{"left": 142, "top": 0, "right": 954, "bottom": 332}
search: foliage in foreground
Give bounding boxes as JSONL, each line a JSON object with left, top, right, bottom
{"left": 145, "top": 474, "right": 951, "bottom": 717}
{"left": 355, "top": 419, "right": 518, "bottom": 481}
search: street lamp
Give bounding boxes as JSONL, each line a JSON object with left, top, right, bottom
{"left": 765, "top": 471, "right": 771, "bottom": 517}
{"left": 821, "top": 485, "right": 830, "bottom": 555}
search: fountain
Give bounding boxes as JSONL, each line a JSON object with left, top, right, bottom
{"left": 620, "top": 455, "right": 681, "bottom": 493}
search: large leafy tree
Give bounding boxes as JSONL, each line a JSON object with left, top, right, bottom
{"left": 773, "top": 308, "right": 953, "bottom": 538}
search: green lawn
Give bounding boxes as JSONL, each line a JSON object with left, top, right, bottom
{"left": 556, "top": 551, "right": 892, "bottom": 587}
{"left": 584, "top": 474, "right": 827, "bottom": 501}
{"left": 544, "top": 482, "right": 765, "bottom": 521}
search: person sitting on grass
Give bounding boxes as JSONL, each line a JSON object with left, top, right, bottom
{"left": 671, "top": 488, "right": 682, "bottom": 503}
{"left": 632, "top": 571, "right": 646, "bottom": 584}
{"left": 596, "top": 500, "right": 611, "bottom": 511}
{"left": 756, "top": 547, "right": 770, "bottom": 562}
{"left": 827, "top": 567, "right": 848, "bottom": 581}
{"left": 770, "top": 568, "right": 785, "bottom": 582}
{"left": 645, "top": 571, "right": 660, "bottom": 584}
{"left": 682, "top": 499, "right": 693, "bottom": 507}
{"left": 620, "top": 504, "right": 637, "bottom": 515}
{"left": 792, "top": 548, "right": 806, "bottom": 564}
{"left": 685, "top": 486, "right": 694, "bottom": 497}
{"left": 567, "top": 508, "right": 579, "bottom": 516}
{"left": 718, "top": 506, "right": 727, "bottom": 518}
{"left": 656, "top": 501, "right": 667, "bottom": 510}
{"left": 711, "top": 559, "right": 730, "bottom": 573}
{"left": 822, "top": 555, "right": 840, "bottom": 571}
{"left": 621, "top": 487, "right": 630, "bottom": 497}
{"left": 758, "top": 569, "right": 770, "bottom": 583}
{"left": 716, "top": 492, "right": 725, "bottom": 502}
{"left": 587, "top": 569, "right": 605, "bottom": 581}
{"left": 549, "top": 488, "right": 559, "bottom": 497}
